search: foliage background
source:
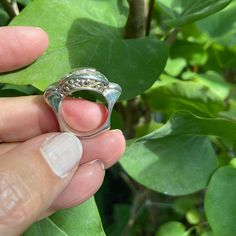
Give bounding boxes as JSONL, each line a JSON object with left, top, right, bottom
{"left": 1, "top": 0, "right": 236, "bottom": 235}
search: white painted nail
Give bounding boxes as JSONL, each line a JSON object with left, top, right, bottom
{"left": 40, "top": 133, "right": 83, "bottom": 178}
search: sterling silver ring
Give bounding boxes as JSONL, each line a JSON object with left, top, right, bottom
{"left": 44, "top": 68, "right": 122, "bottom": 138}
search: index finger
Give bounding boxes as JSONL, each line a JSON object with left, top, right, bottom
{"left": 0, "top": 96, "right": 108, "bottom": 142}
{"left": 0, "top": 26, "right": 48, "bottom": 72}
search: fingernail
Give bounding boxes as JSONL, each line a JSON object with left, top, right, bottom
{"left": 112, "top": 129, "right": 123, "bottom": 135}
{"left": 40, "top": 133, "right": 83, "bottom": 178}
{"left": 22, "top": 27, "right": 43, "bottom": 38}
{"left": 21, "top": 27, "right": 47, "bottom": 45}
{"left": 89, "top": 159, "right": 105, "bottom": 170}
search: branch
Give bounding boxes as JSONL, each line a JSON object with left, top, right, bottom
{"left": 166, "top": 28, "right": 179, "bottom": 46}
{"left": 145, "top": 0, "right": 155, "bottom": 36}
{"left": 123, "top": 0, "right": 147, "bottom": 38}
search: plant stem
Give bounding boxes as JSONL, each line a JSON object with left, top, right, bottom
{"left": 123, "top": 0, "right": 147, "bottom": 38}
{"left": 145, "top": 0, "right": 155, "bottom": 36}
{"left": 118, "top": 98, "right": 141, "bottom": 138}
{"left": 121, "top": 0, "right": 150, "bottom": 138}
{"left": 122, "top": 190, "right": 149, "bottom": 235}
{"left": 166, "top": 28, "right": 179, "bottom": 46}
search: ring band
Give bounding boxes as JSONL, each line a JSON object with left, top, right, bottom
{"left": 44, "top": 68, "right": 122, "bottom": 138}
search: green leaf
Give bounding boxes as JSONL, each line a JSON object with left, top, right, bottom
{"left": 121, "top": 136, "right": 216, "bottom": 196}
{"left": 200, "top": 231, "right": 214, "bottom": 236}
{"left": 181, "top": 71, "right": 230, "bottom": 99}
{"left": 135, "top": 120, "right": 163, "bottom": 138}
{"left": 120, "top": 111, "right": 219, "bottom": 195}
{"left": 197, "top": 0, "right": 236, "bottom": 46}
{"left": 145, "top": 78, "right": 224, "bottom": 117}
{"left": 0, "top": 83, "right": 40, "bottom": 95}
{"left": 170, "top": 41, "right": 208, "bottom": 66}
{"left": 180, "top": 23, "right": 207, "bottom": 44}
{"left": 205, "top": 166, "right": 236, "bottom": 236}
{"left": 156, "top": 221, "right": 188, "bottom": 236}
{"left": 0, "top": 0, "right": 168, "bottom": 101}
{"left": 122, "top": 111, "right": 236, "bottom": 195}
{"left": 17, "top": 0, "right": 32, "bottom": 5}
{"left": 142, "top": 111, "right": 236, "bottom": 143}
{"left": 164, "top": 57, "right": 187, "bottom": 77}
{"left": 158, "top": 0, "right": 231, "bottom": 27}
{"left": 0, "top": 8, "right": 9, "bottom": 26}
{"left": 174, "top": 195, "right": 200, "bottom": 215}
{"left": 23, "top": 197, "right": 105, "bottom": 236}
{"left": 106, "top": 204, "right": 131, "bottom": 236}
{"left": 111, "top": 110, "right": 124, "bottom": 130}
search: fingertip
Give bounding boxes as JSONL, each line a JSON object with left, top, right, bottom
{"left": 61, "top": 98, "right": 108, "bottom": 132}
{"left": 52, "top": 159, "right": 105, "bottom": 209}
{"left": 31, "top": 27, "right": 49, "bottom": 54}
{"left": 0, "top": 26, "right": 49, "bottom": 72}
{"left": 102, "top": 129, "right": 126, "bottom": 168}
{"left": 81, "top": 129, "right": 126, "bottom": 168}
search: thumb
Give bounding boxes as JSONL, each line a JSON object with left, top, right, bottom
{"left": 0, "top": 132, "right": 83, "bottom": 236}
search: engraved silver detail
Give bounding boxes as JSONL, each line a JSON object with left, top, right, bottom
{"left": 44, "top": 68, "right": 122, "bottom": 138}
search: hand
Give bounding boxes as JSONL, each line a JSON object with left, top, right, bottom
{"left": 0, "top": 26, "right": 125, "bottom": 236}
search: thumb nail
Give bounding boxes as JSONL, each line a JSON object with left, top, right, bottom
{"left": 40, "top": 132, "right": 83, "bottom": 178}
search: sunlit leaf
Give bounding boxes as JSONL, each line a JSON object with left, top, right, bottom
{"left": 120, "top": 111, "right": 226, "bottom": 195}
{"left": 158, "top": 0, "right": 232, "bottom": 27}
{"left": 0, "top": 0, "right": 168, "bottom": 100}
{"left": 205, "top": 166, "right": 236, "bottom": 236}
{"left": 197, "top": 0, "right": 236, "bottom": 46}
{"left": 23, "top": 198, "right": 105, "bottom": 236}
{"left": 145, "top": 79, "right": 224, "bottom": 117}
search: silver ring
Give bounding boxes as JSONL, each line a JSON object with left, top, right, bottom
{"left": 44, "top": 68, "right": 122, "bottom": 138}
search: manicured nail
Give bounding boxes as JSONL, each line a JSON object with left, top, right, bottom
{"left": 40, "top": 133, "right": 83, "bottom": 178}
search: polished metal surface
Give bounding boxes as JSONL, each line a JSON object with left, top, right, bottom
{"left": 44, "top": 68, "right": 122, "bottom": 138}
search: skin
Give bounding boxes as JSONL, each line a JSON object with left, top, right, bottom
{"left": 0, "top": 26, "right": 125, "bottom": 235}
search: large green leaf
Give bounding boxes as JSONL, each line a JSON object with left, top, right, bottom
{"left": 182, "top": 71, "right": 230, "bottom": 100}
{"left": 141, "top": 111, "right": 236, "bottom": 143}
{"left": 121, "top": 111, "right": 236, "bottom": 195}
{"left": 120, "top": 111, "right": 220, "bottom": 195}
{"left": 170, "top": 41, "right": 208, "bottom": 66}
{"left": 164, "top": 57, "right": 187, "bottom": 77}
{"left": 145, "top": 77, "right": 225, "bottom": 117}
{"left": 197, "top": 0, "right": 236, "bottom": 46}
{"left": 0, "top": 0, "right": 168, "bottom": 100}
{"left": 205, "top": 166, "right": 236, "bottom": 236}
{"left": 23, "top": 197, "right": 105, "bottom": 236}
{"left": 158, "top": 0, "right": 231, "bottom": 27}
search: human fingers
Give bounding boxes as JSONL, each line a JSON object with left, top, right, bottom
{"left": 51, "top": 160, "right": 105, "bottom": 210}
{"left": 47, "top": 130, "right": 125, "bottom": 211}
{"left": 61, "top": 97, "right": 108, "bottom": 132}
{"left": 0, "top": 129, "right": 125, "bottom": 169}
{"left": 0, "top": 143, "right": 18, "bottom": 156}
{"left": 0, "top": 132, "right": 86, "bottom": 236}
{"left": 0, "top": 26, "right": 48, "bottom": 72}
{"left": 80, "top": 130, "right": 125, "bottom": 168}
{"left": 0, "top": 96, "right": 107, "bottom": 142}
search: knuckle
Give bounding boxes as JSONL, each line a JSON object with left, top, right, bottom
{"left": 0, "top": 171, "right": 34, "bottom": 226}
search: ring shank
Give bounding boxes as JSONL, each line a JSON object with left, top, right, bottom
{"left": 44, "top": 68, "right": 121, "bottom": 138}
